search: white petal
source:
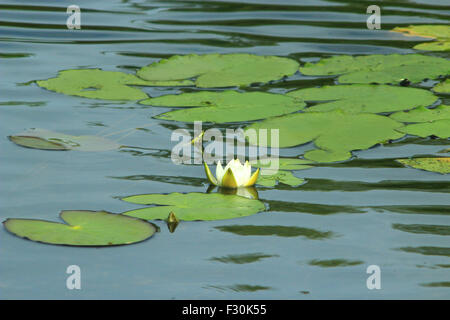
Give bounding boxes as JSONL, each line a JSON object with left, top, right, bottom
{"left": 216, "top": 161, "right": 225, "bottom": 185}
{"left": 243, "top": 161, "right": 251, "bottom": 182}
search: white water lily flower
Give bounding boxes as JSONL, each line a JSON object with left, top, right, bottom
{"left": 204, "top": 159, "right": 260, "bottom": 188}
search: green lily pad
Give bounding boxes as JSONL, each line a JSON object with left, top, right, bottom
{"left": 9, "top": 128, "right": 121, "bottom": 151}
{"left": 141, "top": 91, "right": 305, "bottom": 123}
{"left": 390, "top": 105, "right": 450, "bottom": 123}
{"left": 245, "top": 110, "right": 405, "bottom": 162}
{"left": 397, "top": 119, "right": 450, "bottom": 138}
{"left": 392, "top": 25, "right": 450, "bottom": 51}
{"left": 434, "top": 79, "right": 450, "bottom": 94}
{"left": 3, "top": 210, "right": 156, "bottom": 246}
{"left": 36, "top": 69, "right": 193, "bottom": 101}
{"left": 397, "top": 157, "right": 450, "bottom": 174}
{"left": 256, "top": 170, "right": 305, "bottom": 187}
{"left": 300, "top": 54, "right": 450, "bottom": 84}
{"left": 121, "top": 192, "right": 266, "bottom": 221}
{"left": 137, "top": 53, "right": 299, "bottom": 88}
{"left": 287, "top": 84, "right": 437, "bottom": 114}
{"left": 414, "top": 41, "right": 450, "bottom": 51}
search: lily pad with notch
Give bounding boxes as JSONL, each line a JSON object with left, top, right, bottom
{"left": 391, "top": 25, "right": 450, "bottom": 51}
{"left": 397, "top": 157, "right": 450, "bottom": 174}
{"left": 121, "top": 192, "right": 266, "bottom": 221}
{"left": 256, "top": 170, "right": 305, "bottom": 187}
{"left": 3, "top": 210, "right": 157, "bottom": 246}
{"left": 36, "top": 69, "right": 193, "bottom": 101}
{"left": 137, "top": 53, "right": 299, "bottom": 88}
{"left": 390, "top": 105, "right": 450, "bottom": 123}
{"left": 396, "top": 119, "right": 450, "bottom": 139}
{"left": 245, "top": 110, "right": 405, "bottom": 163}
{"left": 434, "top": 79, "right": 450, "bottom": 94}
{"left": 141, "top": 90, "right": 306, "bottom": 123}
{"left": 300, "top": 54, "right": 450, "bottom": 84}
{"left": 287, "top": 84, "right": 437, "bottom": 114}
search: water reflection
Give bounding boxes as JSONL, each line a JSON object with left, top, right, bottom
{"left": 215, "top": 225, "right": 333, "bottom": 239}
{"left": 420, "top": 282, "right": 450, "bottom": 287}
{"left": 392, "top": 223, "right": 450, "bottom": 236}
{"left": 111, "top": 174, "right": 205, "bottom": 186}
{"left": 0, "top": 101, "right": 45, "bottom": 107}
{"left": 373, "top": 205, "right": 450, "bottom": 216}
{"left": 204, "top": 284, "right": 271, "bottom": 293}
{"left": 300, "top": 179, "right": 450, "bottom": 193}
{"left": 398, "top": 246, "right": 450, "bottom": 257}
{"left": 267, "top": 200, "right": 364, "bottom": 215}
{"left": 209, "top": 186, "right": 259, "bottom": 200}
{"left": 308, "top": 259, "right": 363, "bottom": 268}
{"left": 209, "top": 252, "right": 278, "bottom": 264}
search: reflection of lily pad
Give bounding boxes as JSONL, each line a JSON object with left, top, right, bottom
{"left": 390, "top": 105, "right": 450, "bottom": 123}
{"left": 215, "top": 225, "right": 333, "bottom": 239}
{"left": 141, "top": 91, "right": 305, "bottom": 123}
{"left": 137, "top": 53, "right": 299, "bottom": 88}
{"left": 308, "top": 259, "right": 364, "bottom": 267}
{"left": 121, "top": 192, "right": 265, "bottom": 221}
{"left": 434, "top": 79, "right": 450, "bottom": 94}
{"left": 3, "top": 210, "right": 156, "bottom": 246}
{"left": 421, "top": 282, "right": 450, "bottom": 287}
{"left": 252, "top": 158, "right": 313, "bottom": 170}
{"left": 393, "top": 223, "right": 450, "bottom": 236}
{"left": 287, "top": 84, "right": 437, "bottom": 114}
{"left": 205, "top": 284, "right": 271, "bottom": 292}
{"left": 300, "top": 54, "right": 450, "bottom": 84}
{"left": 9, "top": 128, "right": 121, "bottom": 151}
{"left": 392, "top": 25, "right": 450, "bottom": 51}
{"left": 36, "top": 69, "right": 192, "bottom": 101}
{"left": 397, "top": 157, "right": 450, "bottom": 174}
{"left": 210, "top": 253, "right": 278, "bottom": 264}
{"left": 257, "top": 170, "right": 305, "bottom": 187}
{"left": 245, "top": 110, "right": 404, "bottom": 162}
{"left": 397, "top": 119, "right": 450, "bottom": 139}
{"left": 398, "top": 246, "right": 450, "bottom": 257}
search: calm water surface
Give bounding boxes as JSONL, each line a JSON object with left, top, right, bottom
{"left": 1, "top": 0, "right": 449, "bottom": 299}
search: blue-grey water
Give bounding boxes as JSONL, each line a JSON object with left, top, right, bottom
{"left": 0, "top": 0, "right": 449, "bottom": 299}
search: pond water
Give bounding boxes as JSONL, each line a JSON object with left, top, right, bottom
{"left": 1, "top": 0, "right": 449, "bottom": 299}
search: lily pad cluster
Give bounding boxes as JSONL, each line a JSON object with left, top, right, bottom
{"left": 4, "top": 192, "right": 267, "bottom": 246}
{"left": 36, "top": 54, "right": 299, "bottom": 101}
{"left": 142, "top": 91, "right": 305, "bottom": 123}
{"left": 36, "top": 69, "right": 193, "bottom": 101}
{"left": 246, "top": 110, "right": 405, "bottom": 162}
{"left": 6, "top": 32, "right": 450, "bottom": 247}
{"left": 299, "top": 54, "right": 450, "bottom": 84}
{"left": 137, "top": 53, "right": 299, "bottom": 88}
